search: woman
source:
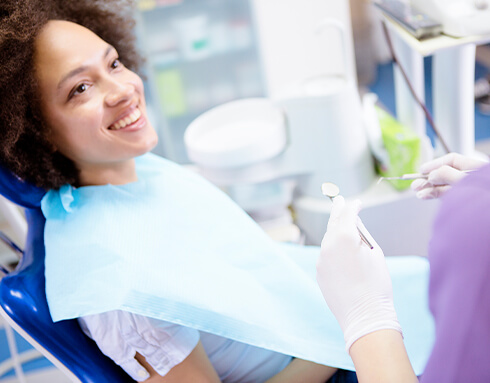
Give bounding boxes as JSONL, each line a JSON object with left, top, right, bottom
{"left": 317, "top": 152, "right": 490, "bottom": 382}
{"left": 0, "top": 0, "right": 346, "bottom": 381}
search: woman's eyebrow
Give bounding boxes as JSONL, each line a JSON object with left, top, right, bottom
{"left": 57, "top": 45, "right": 115, "bottom": 90}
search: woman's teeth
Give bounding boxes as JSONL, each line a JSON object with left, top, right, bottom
{"left": 110, "top": 108, "right": 142, "bottom": 130}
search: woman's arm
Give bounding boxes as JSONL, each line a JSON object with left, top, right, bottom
{"left": 264, "top": 358, "right": 336, "bottom": 383}
{"left": 138, "top": 343, "right": 337, "bottom": 383}
{"left": 137, "top": 341, "right": 221, "bottom": 383}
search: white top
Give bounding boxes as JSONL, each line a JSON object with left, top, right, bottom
{"left": 78, "top": 310, "right": 292, "bottom": 382}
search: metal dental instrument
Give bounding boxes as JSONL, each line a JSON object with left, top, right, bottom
{"left": 321, "top": 182, "right": 374, "bottom": 250}
{"left": 377, "top": 173, "right": 431, "bottom": 184}
{"left": 377, "top": 169, "right": 475, "bottom": 184}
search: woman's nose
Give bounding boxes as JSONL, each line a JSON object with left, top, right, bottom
{"left": 104, "top": 78, "right": 134, "bottom": 107}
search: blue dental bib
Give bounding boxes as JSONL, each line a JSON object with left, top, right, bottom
{"left": 42, "top": 153, "right": 434, "bottom": 373}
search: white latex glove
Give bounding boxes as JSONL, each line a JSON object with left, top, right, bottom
{"left": 316, "top": 196, "right": 402, "bottom": 352}
{"left": 411, "top": 152, "right": 488, "bottom": 200}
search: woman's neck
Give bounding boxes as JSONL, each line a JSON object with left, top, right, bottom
{"left": 77, "top": 159, "right": 137, "bottom": 186}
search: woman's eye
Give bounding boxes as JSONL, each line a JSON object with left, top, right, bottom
{"left": 75, "top": 84, "right": 87, "bottom": 94}
{"left": 111, "top": 58, "right": 120, "bottom": 69}
{"left": 69, "top": 83, "right": 88, "bottom": 99}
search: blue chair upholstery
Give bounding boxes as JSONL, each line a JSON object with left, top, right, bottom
{"left": 0, "top": 165, "right": 133, "bottom": 382}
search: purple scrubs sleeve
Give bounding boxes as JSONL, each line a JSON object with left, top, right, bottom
{"left": 422, "top": 163, "right": 490, "bottom": 382}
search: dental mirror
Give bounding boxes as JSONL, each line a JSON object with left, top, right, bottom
{"left": 321, "top": 182, "right": 374, "bottom": 249}
{"left": 321, "top": 182, "right": 340, "bottom": 200}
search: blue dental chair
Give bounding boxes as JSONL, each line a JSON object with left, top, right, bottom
{"left": 0, "top": 165, "right": 133, "bottom": 382}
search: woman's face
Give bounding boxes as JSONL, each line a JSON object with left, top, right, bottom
{"left": 34, "top": 20, "right": 158, "bottom": 185}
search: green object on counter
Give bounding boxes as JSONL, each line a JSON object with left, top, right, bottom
{"left": 156, "top": 69, "right": 187, "bottom": 118}
{"left": 138, "top": 0, "right": 156, "bottom": 11}
{"left": 376, "top": 106, "right": 421, "bottom": 190}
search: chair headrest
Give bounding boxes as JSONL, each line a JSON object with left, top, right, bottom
{"left": 0, "top": 165, "right": 46, "bottom": 209}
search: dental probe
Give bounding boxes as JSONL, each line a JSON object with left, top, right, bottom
{"left": 321, "top": 182, "right": 374, "bottom": 250}
{"left": 377, "top": 169, "right": 475, "bottom": 184}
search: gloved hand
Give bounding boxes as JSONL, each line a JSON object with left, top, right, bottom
{"left": 411, "top": 152, "right": 488, "bottom": 200}
{"left": 316, "top": 196, "right": 402, "bottom": 352}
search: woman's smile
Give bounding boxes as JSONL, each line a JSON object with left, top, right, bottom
{"left": 108, "top": 106, "right": 143, "bottom": 130}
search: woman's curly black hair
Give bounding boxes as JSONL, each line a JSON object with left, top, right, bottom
{"left": 0, "top": 0, "right": 143, "bottom": 189}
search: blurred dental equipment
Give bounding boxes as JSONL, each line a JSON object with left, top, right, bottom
{"left": 410, "top": 0, "right": 490, "bottom": 37}
{"left": 374, "top": 0, "right": 443, "bottom": 40}
{"left": 321, "top": 182, "right": 373, "bottom": 249}
{"left": 376, "top": 0, "right": 490, "bottom": 161}
{"left": 184, "top": 18, "right": 375, "bottom": 223}
{"left": 183, "top": 0, "right": 441, "bottom": 255}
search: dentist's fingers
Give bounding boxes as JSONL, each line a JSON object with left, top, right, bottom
{"left": 419, "top": 152, "right": 486, "bottom": 173}
{"left": 427, "top": 165, "right": 467, "bottom": 186}
{"left": 356, "top": 217, "right": 380, "bottom": 250}
{"left": 415, "top": 185, "right": 451, "bottom": 200}
{"left": 324, "top": 197, "right": 363, "bottom": 248}
{"left": 410, "top": 178, "right": 428, "bottom": 191}
{"left": 335, "top": 199, "right": 361, "bottom": 231}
